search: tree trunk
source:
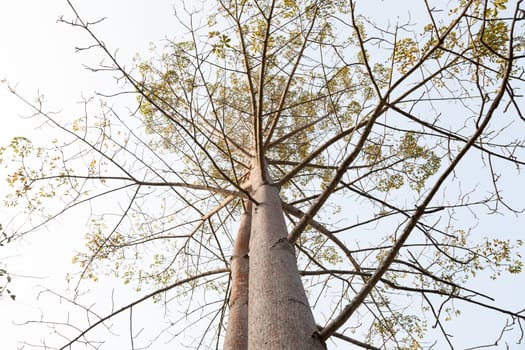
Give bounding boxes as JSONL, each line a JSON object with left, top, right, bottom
{"left": 248, "top": 165, "right": 325, "bottom": 350}
{"left": 224, "top": 201, "right": 252, "bottom": 350}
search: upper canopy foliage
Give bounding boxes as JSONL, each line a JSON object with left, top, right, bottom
{"left": 2, "top": 0, "right": 525, "bottom": 348}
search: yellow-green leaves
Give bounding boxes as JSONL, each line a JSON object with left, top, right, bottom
{"left": 493, "top": 0, "right": 507, "bottom": 10}
{"left": 477, "top": 20, "right": 509, "bottom": 60}
{"left": 369, "top": 312, "right": 427, "bottom": 350}
{"left": 209, "top": 31, "right": 232, "bottom": 58}
{"left": 7, "top": 136, "right": 32, "bottom": 157}
{"left": 479, "top": 238, "right": 523, "bottom": 279}
{"left": 366, "top": 132, "right": 441, "bottom": 193}
{"left": 377, "top": 173, "right": 405, "bottom": 192}
{"left": 399, "top": 132, "right": 441, "bottom": 191}
{"left": 393, "top": 38, "right": 420, "bottom": 74}
{"left": 0, "top": 265, "right": 16, "bottom": 301}
{"left": 298, "top": 232, "right": 343, "bottom": 266}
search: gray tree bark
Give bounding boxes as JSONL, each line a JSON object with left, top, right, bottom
{"left": 224, "top": 202, "right": 251, "bottom": 350}
{"left": 247, "top": 164, "right": 325, "bottom": 350}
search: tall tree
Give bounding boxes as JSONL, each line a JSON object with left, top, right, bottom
{"left": 3, "top": 0, "right": 525, "bottom": 348}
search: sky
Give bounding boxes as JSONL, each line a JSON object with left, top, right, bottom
{"left": 0, "top": 1, "right": 182, "bottom": 348}
{"left": 0, "top": 1, "right": 524, "bottom": 349}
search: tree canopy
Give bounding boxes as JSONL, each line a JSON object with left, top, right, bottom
{"left": 2, "top": 0, "right": 525, "bottom": 349}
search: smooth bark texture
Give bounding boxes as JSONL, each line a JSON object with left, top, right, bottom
{"left": 224, "top": 202, "right": 252, "bottom": 350}
{"left": 248, "top": 167, "right": 325, "bottom": 350}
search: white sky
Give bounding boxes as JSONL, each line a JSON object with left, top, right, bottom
{"left": 0, "top": 1, "right": 524, "bottom": 349}
{"left": 0, "top": 1, "right": 182, "bottom": 348}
